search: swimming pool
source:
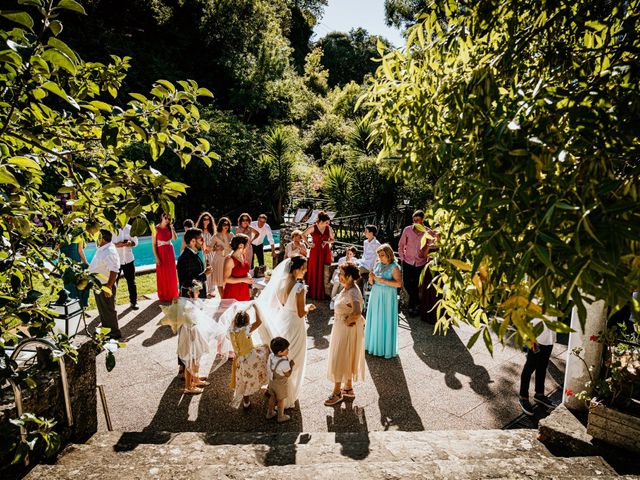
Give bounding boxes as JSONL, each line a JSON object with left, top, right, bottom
{"left": 84, "top": 231, "right": 281, "bottom": 267}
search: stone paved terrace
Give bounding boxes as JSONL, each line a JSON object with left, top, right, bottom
{"left": 84, "top": 295, "right": 567, "bottom": 434}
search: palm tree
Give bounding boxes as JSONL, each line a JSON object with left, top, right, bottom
{"left": 260, "top": 127, "right": 296, "bottom": 224}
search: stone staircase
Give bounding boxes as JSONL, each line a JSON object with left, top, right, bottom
{"left": 25, "top": 429, "right": 633, "bottom": 479}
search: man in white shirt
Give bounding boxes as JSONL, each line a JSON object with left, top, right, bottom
{"left": 357, "top": 224, "right": 381, "bottom": 290}
{"left": 88, "top": 229, "right": 122, "bottom": 339}
{"left": 114, "top": 223, "right": 139, "bottom": 310}
{"left": 518, "top": 316, "right": 557, "bottom": 416}
{"left": 250, "top": 213, "right": 276, "bottom": 268}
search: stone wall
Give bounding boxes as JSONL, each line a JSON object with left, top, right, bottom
{"left": 0, "top": 336, "right": 97, "bottom": 477}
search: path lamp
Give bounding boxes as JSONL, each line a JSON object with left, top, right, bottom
{"left": 49, "top": 289, "right": 83, "bottom": 337}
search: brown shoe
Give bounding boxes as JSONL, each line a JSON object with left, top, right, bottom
{"left": 324, "top": 392, "right": 343, "bottom": 406}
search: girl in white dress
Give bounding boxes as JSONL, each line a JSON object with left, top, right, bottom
{"left": 255, "top": 256, "right": 315, "bottom": 409}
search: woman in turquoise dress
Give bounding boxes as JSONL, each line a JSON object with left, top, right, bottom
{"left": 59, "top": 238, "right": 90, "bottom": 308}
{"left": 365, "top": 243, "right": 402, "bottom": 358}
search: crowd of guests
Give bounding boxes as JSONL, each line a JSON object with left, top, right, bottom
{"left": 77, "top": 208, "right": 443, "bottom": 413}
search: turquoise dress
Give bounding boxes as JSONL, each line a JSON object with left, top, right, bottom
{"left": 59, "top": 241, "right": 90, "bottom": 308}
{"left": 365, "top": 261, "right": 400, "bottom": 358}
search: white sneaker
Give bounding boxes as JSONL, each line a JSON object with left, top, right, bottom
{"left": 329, "top": 300, "right": 335, "bottom": 310}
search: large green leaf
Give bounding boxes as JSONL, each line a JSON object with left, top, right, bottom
{"left": 0, "top": 10, "right": 34, "bottom": 30}
{"left": 55, "top": 0, "right": 86, "bottom": 15}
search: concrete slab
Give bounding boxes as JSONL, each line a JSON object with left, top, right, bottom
{"left": 86, "top": 295, "right": 565, "bottom": 434}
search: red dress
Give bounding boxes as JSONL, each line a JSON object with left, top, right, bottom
{"left": 307, "top": 224, "right": 332, "bottom": 300}
{"left": 222, "top": 255, "right": 251, "bottom": 301}
{"left": 155, "top": 226, "right": 178, "bottom": 302}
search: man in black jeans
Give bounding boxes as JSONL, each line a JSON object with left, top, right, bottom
{"left": 115, "top": 223, "right": 139, "bottom": 310}
{"left": 518, "top": 318, "right": 556, "bottom": 415}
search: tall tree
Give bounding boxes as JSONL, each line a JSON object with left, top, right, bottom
{"left": 316, "top": 28, "right": 390, "bottom": 87}
{"left": 364, "top": 0, "right": 640, "bottom": 350}
{"left": 0, "top": 0, "right": 215, "bottom": 465}
{"left": 384, "top": 0, "right": 428, "bottom": 28}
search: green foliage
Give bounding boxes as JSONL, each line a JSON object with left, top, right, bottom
{"left": 323, "top": 164, "right": 350, "bottom": 213}
{"left": 364, "top": 0, "right": 640, "bottom": 351}
{"left": 303, "top": 47, "right": 329, "bottom": 95}
{"left": 304, "top": 112, "right": 352, "bottom": 161}
{"left": 0, "top": 0, "right": 215, "bottom": 463}
{"left": 317, "top": 28, "right": 391, "bottom": 87}
{"left": 384, "top": 0, "right": 427, "bottom": 28}
{"left": 259, "top": 126, "right": 300, "bottom": 224}
{"left": 155, "top": 108, "right": 262, "bottom": 220}
{"left": 329, "top": 81, "right": 366, "bottom": 121}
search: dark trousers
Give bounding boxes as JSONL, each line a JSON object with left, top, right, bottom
{"left": 118, "top": 260, "right": 137, "bottom": 305}
{"left": 519, "top": 344, "right": 553, "bottom": 398}
{"left": 402, "top": 261, "right": 422, "bottom": 309}
{"left": 252, "top": 243, "right": 265, "bottom": 268}
{"left": 94, "top": 284, "right": 120, "bottom": 337}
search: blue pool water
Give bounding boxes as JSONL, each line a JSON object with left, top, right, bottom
{"left": 84, "top": 231, "right": 280, "bottom": 267}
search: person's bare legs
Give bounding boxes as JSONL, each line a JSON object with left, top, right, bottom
{"left": 277, "top": 399, "right": 290, "bottom": 422}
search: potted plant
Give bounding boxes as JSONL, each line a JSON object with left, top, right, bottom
{"left": 569, "top": 324, "right": 640, "bottom": 452}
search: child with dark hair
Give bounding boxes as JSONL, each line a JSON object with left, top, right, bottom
{"left": 180, "top": 219, "right": 195, "bottom": 254}
{"left": 228, "top": 305, "right": 270, "bottom": 409}
{"left": 266, "top": 336, "right": 294, "bottom": 423}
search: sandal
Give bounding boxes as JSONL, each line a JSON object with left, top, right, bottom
{"left": 324, "top": 392, "right": 343, "bottom": 406}
{"left": 183, "top": 387, "right": 203, "bottom": 395}
{"left": 341, "top": 388, "right": 355, "bottom": 398}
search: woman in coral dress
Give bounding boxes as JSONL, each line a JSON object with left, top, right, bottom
{"left": 325, "top": 262, "right": 365, "bottom": 406}
{"left": 196, "top": 211, "right": 217, "bottom": 297}
{"left": 222, "top": 234, "right": 253, "bottom": 301}
{"left": 302, "top": 211, "right": 334, "bottom": 300}
{"left": 153, "top": 212, "right": 179, "bottom": 302}
{"left": 212, "top": 216, "right": 234, "bottom": 297}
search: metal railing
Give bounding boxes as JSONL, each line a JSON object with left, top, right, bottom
{"left": 3, "top": 337, "right": 73, "bottom": 465}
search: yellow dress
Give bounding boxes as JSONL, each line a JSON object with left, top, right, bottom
{"left": 326, "top": 286, "right": 366, "bottom": 384}
{"left": 228, "top": 325, "right": 269, "bottom": 408}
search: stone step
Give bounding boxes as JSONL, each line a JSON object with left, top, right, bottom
{"left": 26, "top": 456, "right": 619, "bottom": 480}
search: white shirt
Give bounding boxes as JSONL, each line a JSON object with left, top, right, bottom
{"left": 250, "top": 221, "right": 275, "bottom": 246}
{"left": 361, "top": 237, "right": 381, "bottom": 270}
{"left": 268, "top": 353, "right": 291, "bottom": 380}
{"left": 88, "top": 242, "right": 120, "bottom": 285}
{"left": 532, "top": 318, "right": 557, "bottom": 346}
{"left": 114, "top": 225, "right": 138, "bottom": 265}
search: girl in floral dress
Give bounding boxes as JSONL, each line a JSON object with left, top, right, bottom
{"left": 228, "top": 305, "right": 270, "bottom": 409}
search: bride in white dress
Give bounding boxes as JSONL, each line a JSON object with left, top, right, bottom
{"left": 255, "top": 256, "right": 315, "bottom": 409}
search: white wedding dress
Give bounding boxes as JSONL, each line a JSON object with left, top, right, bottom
{"left": 255, "top": 259, "right": 308, "bottom": 409}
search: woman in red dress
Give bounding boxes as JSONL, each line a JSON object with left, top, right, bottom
{"left": 152, "top": 212, "right": 179, "bottom": 302}
{"left": 222, "top": 234, "right": 254, "bottom": 301}
{"left": 302, "top": 211, "right": 335, "bottom": 300}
